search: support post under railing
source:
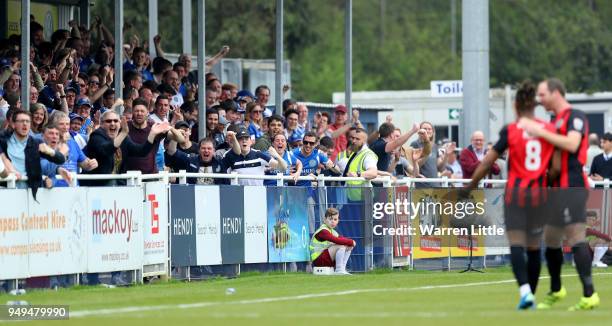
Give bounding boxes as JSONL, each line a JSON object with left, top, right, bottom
{"left": 160, "top": 170, "right": 169, "bottom": 184}
{"left": 604, "top": 178, "right": 610, "bottom": 189}
{"left": 231, "top": 172, "right": 239, "bottom": 185}
{"left": 6, "top": 173, "right": 16, "bottom": 189}
{"left": 276, "top": 173, "right": 283, "bottom": 186}
{"left": 442, "top": 176, "right": 449, "bottom": 188}
{"left": 382, "top": 175, "right": 392, "bottom": 187}
{"left": 126, "top": 171, "right": 142, "bottom": 186}
{"left": 316, "top": 174, "right": 325, "bottom": 187}
{"left": 69, "top": 172, "right": 77, "bottom": 187}
{"left": 178, "top": 170, "right": 187, "bottom": 184}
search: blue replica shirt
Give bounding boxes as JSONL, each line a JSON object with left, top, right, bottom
{"left": 56, "top": 139, "right": 87, "bottom": 187}
{"left": 264, "top": 150, "right": 297, "bottom": 186}
{"left": 292, "top": 148, "right": 329, "bottom": 187}
{"left": 248, "top": 121, "right": 264, "bottom": 140}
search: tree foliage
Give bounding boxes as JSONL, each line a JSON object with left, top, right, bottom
{"left": 91, "top": 0, "right": 612, "bottom": 101}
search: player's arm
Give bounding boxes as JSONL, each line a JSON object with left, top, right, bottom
{"left": 534, "top": 129, "right": 581, "bottom": 154}
{"left": 519, "top": 118, "right": 582, "bottom": 153}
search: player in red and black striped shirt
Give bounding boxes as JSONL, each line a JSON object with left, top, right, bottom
{"left": 519, "top": 78, "right": 599, "bottom": 310}
{"left": 465, "top": 81, "right": 553, "bottom": 309}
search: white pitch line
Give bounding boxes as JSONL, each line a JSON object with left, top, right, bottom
{"left": 64, "top": 272, "right": 612, "bottom": 318}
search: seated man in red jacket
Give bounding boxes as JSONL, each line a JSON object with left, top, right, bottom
{"left": 310, "top": 208, "right": 356, "bottom": 275}
{"left": 460, "top": 130, "right": 500, "bottom": 179}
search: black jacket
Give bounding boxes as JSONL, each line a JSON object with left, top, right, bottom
{"left": 0, "top": 132, "right": 66, "bottom": 199}
{"left": 82, "top": 128, "right": 155, "bottom": 186}
{"left": 165, "top": 149, "right": 227, "bottom": 185}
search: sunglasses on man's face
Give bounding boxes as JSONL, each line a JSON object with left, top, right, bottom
{"left": 303, "top": 140, "right": 316, "bottom": 146}
{"left": 104, "top": 119, "right": 119, "bottom": 123}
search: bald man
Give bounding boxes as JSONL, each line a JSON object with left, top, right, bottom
{"left": 459, "top": 130, "right": 500, "bottom": 179}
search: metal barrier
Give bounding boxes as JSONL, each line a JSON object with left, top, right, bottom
{"left": 1, "top": 172, "right": 611, "bottom": 290}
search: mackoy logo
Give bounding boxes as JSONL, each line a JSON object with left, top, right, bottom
{"left": 92, "top": 201, "right": 134, "bottom": 242}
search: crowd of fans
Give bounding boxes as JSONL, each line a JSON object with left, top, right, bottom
{"left": 3, "top": 16, "right": 612, "bottom": 192}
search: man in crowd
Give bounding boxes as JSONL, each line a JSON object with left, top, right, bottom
{"left": 370, "top": 122, "right": 423, "bottom": 172}
{"left": 81, "top": 110, "right": 170, "bottom": 187}
{"left": 206, "top": 108, "right": 226, "bottom": 149}
{"left": 0, "top": 110, "right": 65, "bottom": 198}
{"left": 254, "top": 114, "right": 284, "bottom": 151}
{"left": 50, "top": 111, "right": 98, "bottom": 186}
{"left": 285, "top": 109, "right": 304, "bottom": 149}
{"left": 460, "top": 130, "right": 500, "bottom": 179}
{"left": 255, "top": 85, "right": 272, "bottom": 117}
{"left": 122, "top": 98, "right": 174, "bottom": 174}
{"left": 590, "top": 132, "right": 612, "bottom": 182}
{"left": 297, "top": 104, "right": 311, "bottom": 131}
{"left": 293, "top": 131, "right": 338, "bottom": 187}
{"left": 328, "top": 105, "right": 362, "bottom": 161}
{"left": 586, "top": 133, "right": 603, "bottom": 172}
{"left": 222, "top": 127, "right": 286, "bottom": 186}
{"left": 166, "top": 136, "right": 226, "bottom": 185}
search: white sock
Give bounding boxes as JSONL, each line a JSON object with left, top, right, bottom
{"left": 335, "top": 247, "right": 346, "bottom": 272}
{"left": 342, "top": 247, "right": 353, "bottom": 270}
{"left": 519, "top": 284, "right": 532, "bottom": 297}
{"left": 593, "top": 246, "right": 607, "bottom": 263}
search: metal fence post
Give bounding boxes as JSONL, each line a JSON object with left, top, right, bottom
{"left": 383, "top": 175, "right": 392, "bottom": 188}
{"left": 7, "top": 173, "right": 16, "bottom": 189}
{"left": 178, "top": 170, "right": 187, "bottom": 185}
{"left": 317, "top": 174, "right": 325, "bottom": 188}
{"left": 69, "top": 172, "right": 77, "bottom": 187}
{"left": 276, "top": 173, "right": 284, "bottom": 187}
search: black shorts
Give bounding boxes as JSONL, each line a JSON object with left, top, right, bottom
{"left": 504, "top": 201, "right": 546, "bottom": 235}
{"left": 545, "top": 188, "right": 588, "bottom": 227}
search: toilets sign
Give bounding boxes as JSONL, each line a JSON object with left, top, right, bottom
{"left": 430, "top": 80, "right": 463, "bottom": 98}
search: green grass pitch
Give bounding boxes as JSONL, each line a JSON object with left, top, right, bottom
{"left": 2, "top": 266, "right": 611, "bottom": 325}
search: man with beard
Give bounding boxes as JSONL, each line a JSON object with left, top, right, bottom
{"left": 206, "top": 108, "right": 225, "bottom": 149}
{"left": 81, "top": 110, "right": 170, "bottom": 187}
{"left": 339, "top": 128, "right": 379, "bottom": 200}
{"left": 122, "top": 98, "right": 180, "bottom": 174}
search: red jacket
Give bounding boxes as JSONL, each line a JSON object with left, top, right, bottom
{"left": 312, "top": 229, "right": 354, "bottom": 267}
{"left": 459, "top": 145, "right": 500, "bottom": 179}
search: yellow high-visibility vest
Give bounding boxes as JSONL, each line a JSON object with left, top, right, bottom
{"left": 346, "top": 147, "right": 377, "bottom": 201}
{"left": 309, "top": 224, "right": 339, "bottom": 261}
